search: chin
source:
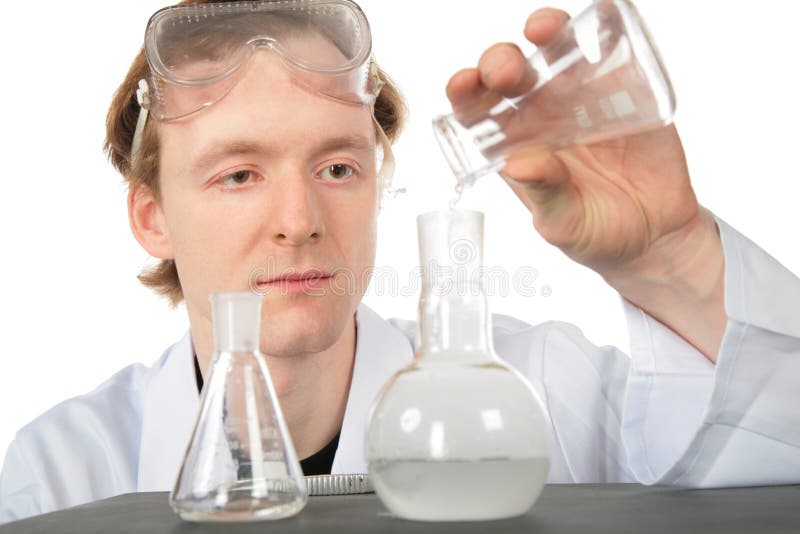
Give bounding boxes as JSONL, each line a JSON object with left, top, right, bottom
{"left": 258, "top": 292, "right": 357, "bottom": 357}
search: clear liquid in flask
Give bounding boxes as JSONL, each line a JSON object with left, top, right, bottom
{"left": 371, "top": 457, "right": 549, "bottom": 521}
{"left": 367, "top": 211, "right": 551, "bottom": 521}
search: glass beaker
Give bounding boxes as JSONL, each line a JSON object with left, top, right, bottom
{"left": 433, "top": 0, "right": 675, "bottom": 187}
{"left": 170, "top": 292, "right": 307, "bottom": 522}
{"left": 366, "top": 210, "right": 551, "bottom": 521}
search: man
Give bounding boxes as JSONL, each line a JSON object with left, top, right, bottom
{"left": 1, "top": 0, "right": 799, "bottom": 524}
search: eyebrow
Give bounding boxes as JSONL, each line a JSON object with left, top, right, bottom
{"left": 188, "top": 133, "right": 375, "bottom": 177}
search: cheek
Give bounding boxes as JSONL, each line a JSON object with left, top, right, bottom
{"left": 322, "top": 182, "right": 378, "bottom": 267}
{"left": 163, "top": 195, "right": 231, "bottom": 254}
{"left": 354, "top": 215, "right": 378, "bottom": 267}
{"left": 160, "top": 189, "right": 262, "bottom": 295}
{"left": 160, "top": 168, "right": 261, "bottom": 247}
{"left": 342, "top": 181, "right": 378, "bottom": 246}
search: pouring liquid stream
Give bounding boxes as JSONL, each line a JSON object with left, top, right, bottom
{"left": 448, "top": 181, "right": 467, "bottom": 212}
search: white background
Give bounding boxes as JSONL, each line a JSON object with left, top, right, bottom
{"left": 0, "top": 0, "right": 798, "bottom": 462}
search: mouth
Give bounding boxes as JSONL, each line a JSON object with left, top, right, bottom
{"left": 255, "top": 269, "right": 334, "bottom": 295}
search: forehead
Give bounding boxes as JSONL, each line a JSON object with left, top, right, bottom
{"left": 158, "top": 48, "right": 375, "bottom": 172}
{"left": 166, "top": 31, "right": 350, "bottom": 79}
{"left": 198, "top": 51, "right": 370, "bottom": 128}
{"left": 158, "top": 8, "right": 358, "bottom": 64}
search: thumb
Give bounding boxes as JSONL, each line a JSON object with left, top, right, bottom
{"left": 500, "top": 146, "right": 587, "bottom": 249}
{"left": 501, "top": 145, "right": 572, "bottom": 208}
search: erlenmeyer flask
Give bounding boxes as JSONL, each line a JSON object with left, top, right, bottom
{"left": 433, "top": 0, "right": 675, "bottom": 187}
{"left": 366, "top": 210, "right": 551, "bottom": 521}
{"left": 170, "top": 292, "right": 307, "bottom": 521}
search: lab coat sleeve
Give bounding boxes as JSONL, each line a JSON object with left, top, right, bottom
{"left": 0, "top": 439, "right": 42, "bottom": 525}
{"left": 621, "top": 214, "right": 800, "bottom": 487}
{"left": 0, "top": 362, "right": 150, "bottom": 525}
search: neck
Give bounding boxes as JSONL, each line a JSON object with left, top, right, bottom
{"left": 189, "top": 307, "right": 357, "bottom": 460}
{"left": 418, "top": 291, "right": 493, "bottom": 361}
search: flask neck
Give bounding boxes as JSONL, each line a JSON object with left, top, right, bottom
{"left": 415, "top": 210, "right": 495, "bottom": 364}
{"left": 418, "top": 288, "right": 494, "bottom": 362}
{"left": 210, "top": 292, "right": 262, "bottom": 352}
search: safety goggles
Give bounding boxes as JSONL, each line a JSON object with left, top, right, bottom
{"left": 132, "top": 0, "right": 389, "bottom": 160}
{"left": 145, "top": 0, "right": 379, "bottom": 118}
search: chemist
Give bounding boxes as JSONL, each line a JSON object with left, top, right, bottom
{"left": 1, "top": 0, "right": 799, "bottom": 524}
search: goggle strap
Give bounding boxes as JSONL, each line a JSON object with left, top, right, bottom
{"left": 131, "top": 79, "right": 150, "bottom": 167}
{"left": 369, "top": 58, "right": 384, "bottom": 101}
{"left": 374, "top": 117, "right": 404, "bottom": 207}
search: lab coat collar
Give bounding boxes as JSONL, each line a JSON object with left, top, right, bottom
{"left": 137, "top": 330, "right": 198, "bottom": 492}
{"left": 332, "top": 303, "right": 414, "bottom": 474}
{"left": 137, "top": 303, "right": 414, "bottom": 491}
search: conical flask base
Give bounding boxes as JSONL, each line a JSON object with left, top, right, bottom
{"left": 177, "top": 479, "right": 307, "bottom": 522}
{"left": 170, "top": 292, "right": 307, "bottom": 522}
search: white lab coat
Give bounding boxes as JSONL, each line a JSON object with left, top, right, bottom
{"left": 1, "top": 216, "right": 799, "bottom": 524}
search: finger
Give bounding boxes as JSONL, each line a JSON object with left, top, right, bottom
{"left": 502, "top": 145, "right": 570, "bottom": 194}
{"left": 445, "top": 67, "right": 503, "bottom": 126}
{"left": 524, "top": 8, "right": 571, "bottom": 47}
{"left": 445, "top": 68, "right": 486, "bottom": 108}
{"left": 500, "top": 147, "right": 582, "bottom": 241}
{"left": 477, "top": 43, "right": 537, "bottom": 98}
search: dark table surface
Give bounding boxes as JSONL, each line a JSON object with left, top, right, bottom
{"left": 3, "top": 484, "right": 799, "bottom": 534}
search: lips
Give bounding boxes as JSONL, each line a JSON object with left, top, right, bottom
{"left": 257, "top": 268, "right": 332, "bottom": 285}
{"left": 255, "top": 268, "right": 334, "bottom": 295}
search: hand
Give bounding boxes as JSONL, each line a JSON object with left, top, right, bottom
{"left": 447, "top": 7, "right": 702, "bottom": 272}
{"left": 446, "top": 8, "right": 726, "bottom": 360}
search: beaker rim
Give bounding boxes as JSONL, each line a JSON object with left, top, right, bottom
{"left": 417, "top": 209, "right": 484, "bottom": 225}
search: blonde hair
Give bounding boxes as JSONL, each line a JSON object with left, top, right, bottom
{"left": 104, "top": 0, "right": 407, "bottom": 307}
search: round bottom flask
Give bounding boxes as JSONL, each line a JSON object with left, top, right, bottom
{"left": 366, "top": 210, "right": 551, "bottom": 521}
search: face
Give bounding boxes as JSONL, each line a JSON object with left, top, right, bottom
{"left": 155, "top": 47, "right": 379, "bottom": 358}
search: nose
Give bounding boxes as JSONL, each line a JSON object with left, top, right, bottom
{"left": 270, "top": 173, "right": 324, "bottom": 247}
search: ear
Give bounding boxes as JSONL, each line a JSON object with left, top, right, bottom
{"left": 128, "top": 183, "right": 174, "bottom": 260}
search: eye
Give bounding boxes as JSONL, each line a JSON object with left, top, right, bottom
{"left": 320, "top": 163, "right": 354, "bottom": 182}
{"left": 219, "top": 170, "right": 256, "bottom": 188}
